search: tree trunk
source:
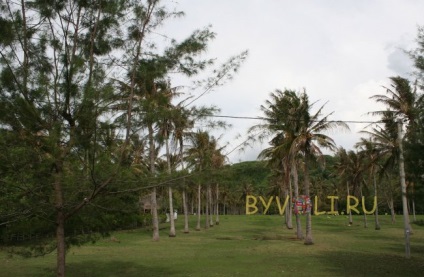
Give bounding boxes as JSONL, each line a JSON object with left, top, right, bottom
{"left": 284, "top": 188, "right": 293, "bottom": 229}
{"left": 148, "top": 123, "right": 159, "bottom": 241}
{"left": 205, "top": 185, "right": 210, "bottom": 229}
{"left": 292, "top": 165, "right": 302, "bottom": 239}
{"left": 412, "top": 200, "right": 416, "bottom": 222}
{"left": 284, "top": 162, "right": 293, "bottom": 229}
{"left": 361, "top": 189, "right": 368, "bottom": 228}
{"left": 182, "top": 188, "right": 189, "bottom": 233}
{"left": 373, "top": 174, "right": 381, "bottom": 230}
{"left": 347, "top": 181, "right": 353, "bottom": 226}
{"left": 215, "top": 184, "right": 220, "bottom": 225}
{"left": 303, "top": 157, "right": 313, "bottom": 245}
{"left": 53, "top": 165, "right": 66, "bottom": 277}
{"left": 208, "top": 185, "right": 214, "bottom": 227}
{"left": 388, "top": 197, "right": 396, "bottom": 224}
{"left": 397, "top": 119, "right": 411, "bottom": 257}
{"left": 164, "top": 132, "right": 176, "bottom": 237}
{"left": 196, "top": 184, "right": 201, "bottom": 231}
{"left": 168, "top": 186, "right": 176, "bottom": 237}
{"left": 151, "top": 188, "right": 160, "bottom": 241}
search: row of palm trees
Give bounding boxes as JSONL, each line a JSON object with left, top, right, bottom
{"left": 247, "top": 75, "right": 423, "bottom": 245}
{"left": 119, "top": 62, "right": 229, "bottom": 240}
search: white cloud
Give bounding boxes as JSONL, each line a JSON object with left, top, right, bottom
{"left": 160, "top": 0, "right": 424, "bottom": 163}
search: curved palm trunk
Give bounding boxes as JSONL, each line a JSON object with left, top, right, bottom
{"left": 303, "top": 157, "right": 313, "bottom": 245}
{"left": 196, "top": 184, "right": 201, "bottom": 231}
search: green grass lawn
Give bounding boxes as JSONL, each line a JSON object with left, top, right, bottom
{"left": 1, "top": 214, "right": 423, "bottom": 277}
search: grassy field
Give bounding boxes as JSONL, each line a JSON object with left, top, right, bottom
{"left": 1, "top": 214, "right": 423, "bottom": 277}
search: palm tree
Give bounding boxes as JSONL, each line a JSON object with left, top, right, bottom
{"left": 360, "top": 112, "right": 400, "bottom": 224}
{"left": 356, "top": 138, "right": 382, "bottom": 230}
{"left": 252, "top": 89, "right": 307, "bottom": 238}
{"left": 370, "top": 77, "right": 419, "bottom": 233}
{"left": 288, "top": 92, "right": 348, "bottom": 245}
{"left": 370, "top": 76, "right": 418, "bottom": 125}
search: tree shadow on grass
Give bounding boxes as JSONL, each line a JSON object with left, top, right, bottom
{"left": 313, "top": 250, "right": 424, "bottom": 276}
{"left": 64, "top": 260, "right": 177, "bottom": 277}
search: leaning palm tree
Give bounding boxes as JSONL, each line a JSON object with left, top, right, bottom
{"left": 369, "top": 77, "right": 418, "bottom": 232}
{"left": 251, "top": 89, "right": 307, "bottom": 238}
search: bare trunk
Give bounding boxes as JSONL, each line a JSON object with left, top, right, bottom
{"left": 388, "top": 197, "right": 396, "bottom": 224}
{"left": 223, "top": 196, "right": 227, "bottom": 215}
{"left": 215, "top": 184, "right": 220, "bottom": 225}
{"left": 182, "top": 188, "right": 189, "bottom": 233}
{"left": 151, "top": 188, "right": 160, "bottom": 241}
{"left": 56, "top": 212, "right": 66, "bottom": 277}
{"left": 168, "top": 186, "right": 176, "bottom": 237}
{"left": 347, "top": 181, "right": 353, "bottom": 226}
{"left": 412, "top": 200, "right": 416, "bottom": 222}
{"left": 148, "top": 124, "right": 159, "bottom": 241}
{"left": 303, "top": 157, "right": 313, "bottom": 245}
{"left": 397, "top": 119, "right": 411, "bottom": 258}
{"left": 360, "top": 189, "right": 368, "bottom": 228}
{"left": 196, "top": 184, "right": 201, "bottom": 231}
{"left": 292, "top": 165, "right": 302, "bottom": 239}
{"left": 373, "top": 173, "right": 380, "bottom": 230}
{"left": 165, "top": 134, "right": 176, "bottom": 237}
{"left": 205, "top": 185, "right": 210, "bottom": 229}
{"left": 284, "top": 162, "right": 293, "bottom": 229}
{"left": 208, "top": 185, "right": 214, "bottom": 227}
{"left": 284, "top": 187, "right": 293, "bottom": 229}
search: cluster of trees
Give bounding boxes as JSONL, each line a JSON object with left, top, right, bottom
{"left": 0, "top": 1, "right": 247, "bottom": 276}
{"left": 1, "top": 0, "right": 423, "bottom": 275}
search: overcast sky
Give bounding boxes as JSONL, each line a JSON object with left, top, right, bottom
{"left": 158, "top": 0, "right": 424, "bottom": 163}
